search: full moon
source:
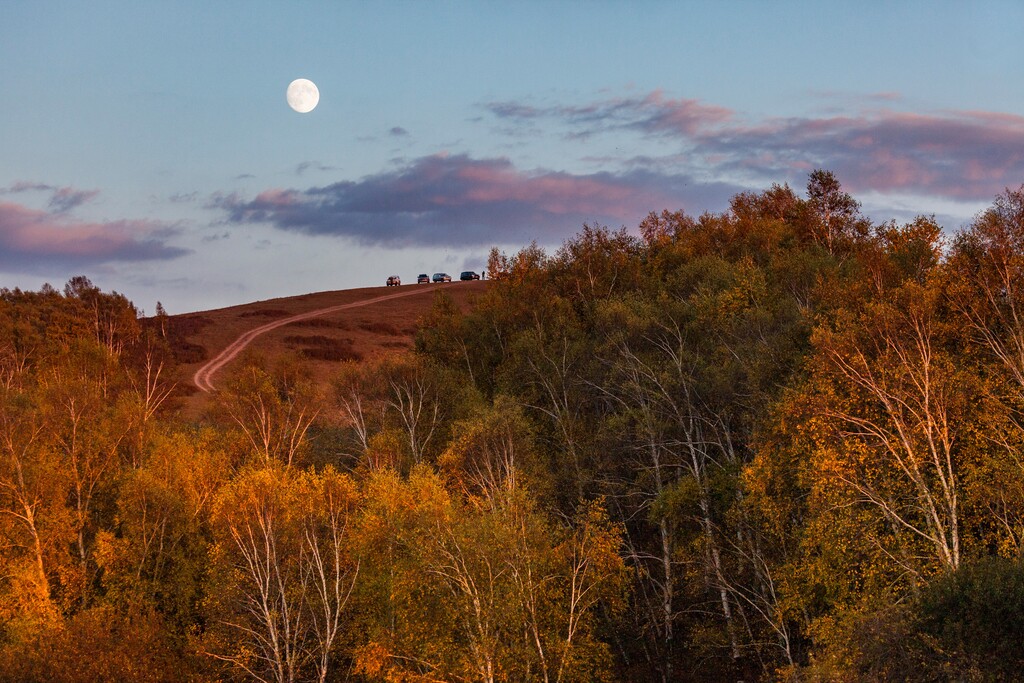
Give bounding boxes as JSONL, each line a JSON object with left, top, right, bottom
{"left": 286, "top": 78, "right": 319, "bottom": 113}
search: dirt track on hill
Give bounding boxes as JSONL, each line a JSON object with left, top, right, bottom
{"left": 192, "top": 286, "right": 438, "bottom": 392}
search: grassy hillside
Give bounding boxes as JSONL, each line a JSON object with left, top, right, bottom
{"left": 165, "top": 281, "right": 488, "bottom": 416}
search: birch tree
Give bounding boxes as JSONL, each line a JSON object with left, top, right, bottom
{"left": 812, "top": 281, "right": 968, "bottom": 573}
{"left": 208, "top": 465, "right": 359, "bottom": 683}
{"left": 223, "top": 361, "right": 321, "bottom": 466}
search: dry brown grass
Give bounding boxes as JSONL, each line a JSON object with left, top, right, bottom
{"left": 357, "top": 320, "right": 402, "bottom": 336}
{"left": 285, "top": 317, "right": 347, "bottom": 329}
{"left": 238, "top": 308, "right": 291, "bottom": 318}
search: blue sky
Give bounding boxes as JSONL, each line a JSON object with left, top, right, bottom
{"left": 2, "top": 1, "right": 1023, "bottom": 313}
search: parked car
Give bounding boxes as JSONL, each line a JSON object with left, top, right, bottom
{"left": 460, "top": 271, "right": 480, "bottom": 281}
{"left": 386, "top": 275, "right": 401, "bottom": 286}
{"left": 417, "top": 273, "right": 430, "bottom": 284}
{"left": 432, "top": 272, "right": 451, "bottom": 283}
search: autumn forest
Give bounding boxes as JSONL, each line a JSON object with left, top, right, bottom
{"left": 4, "top": 171, "right": 1024, "bottom": 682}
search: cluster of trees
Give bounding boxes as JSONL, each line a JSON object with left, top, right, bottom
{"left": 2, "top": 173, "right": 1024, "bottom": 681}
{"left": 0, "top": 279, "right": 625, "bottom": 682}
{"left": 419, "top": 173, "right": 1024, "bottom": 681}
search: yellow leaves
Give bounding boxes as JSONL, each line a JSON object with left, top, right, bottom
{"left": 353, "top": 464, "right": 456, "bottom": 615}
{"left": 207, "top": 462, "right": 365, "bottom": 681}
{"left": 560, "top": 498, "right": 630, "bottom": 614}
{"left": 354, "top": 641, "right": 449, "bottom": 683}
{"left": 435, "top": 431, "right": 471, "bottom": 483}
{"left": 219, "top": 359, "right": 322, "bottom": 467}
{"left": 436, "top": 397, "right": 540, "bottom": 503}
{"left": 303, "top": 464, "right": 360, "bottom": 514}
{"left": 366, "top": 428, "right": 404, "bottom": 471}
{"left": 347, "top": 467, "right": 627, "bottom": 682}
{"left": 0, "top": 557, "right": 60, "bottom": 627}
{"left": 353, "top": 641, "right": 391, "bottom": 677}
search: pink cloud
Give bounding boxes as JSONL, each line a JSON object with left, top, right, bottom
{"left": 452, "top": 162, "right": 636, "bottom": 216}
{"left": 0, "top": 201, "right": 186, "bottom": 270}
{"left": 631, "top": 89, "right": 735, "bottom": 136}
{"left": 2, "top": 182, "right": 99, "bottom": 212}
{"left": 683, "top": 106, "right": 1024, "bottom": 199}
{"left": 215, "top": 154, "right": 739, "bottom": 247}
{"left": 253, "top": 188, "right": 301, "bottom": 207}
{"left": 487, "top": 91, "right": 1024, "bottom": 200}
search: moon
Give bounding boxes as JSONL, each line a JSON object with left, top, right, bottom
{"left": 286, "top": 78, "right": 319, "bottom": 113}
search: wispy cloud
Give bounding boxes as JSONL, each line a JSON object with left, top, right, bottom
{"left": 48, "top": 187, "right": 100, "bottom": 212}
{"left": 485, "top": 91, "right": 1024, "bottom": 201}
{"left": 295, "top": 161, "right": 338, "bottom": 176}
{"left": 694, "top": 111, "right": 1024, "bottom": 200}
{"left": 212, "top": 153, "right": 740, "bottom": 247}
{"left": 6, "top": 182, "right": 53, "bottom": 193}
{"left": 0, "top": 200, "right": 189, "bottom": 271}
{"left": 2, "top": 182, "right": 100, "bottom": 213}
{"left": 487, "top": 90, "right": 733, "bottom": 139}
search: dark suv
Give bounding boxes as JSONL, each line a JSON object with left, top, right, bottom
{"left": 460, "top": 271, "right": 480, "bottom": 281}
{"left": 417, "top": 273, "right": 430, "bottom": 284}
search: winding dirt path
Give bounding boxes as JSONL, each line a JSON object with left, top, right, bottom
{"left": 193, "top": 286, "right": 437, "bottom": 392}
